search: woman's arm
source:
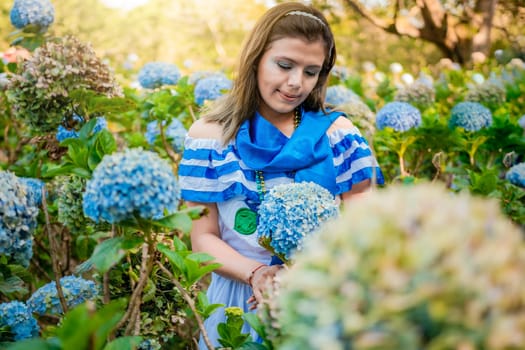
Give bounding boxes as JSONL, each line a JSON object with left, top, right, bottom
{"left": 187, "top": 201, "right": 281, "bottom": 306}
{"left": 340, "top": 178, "right": 372, "bottom": 208}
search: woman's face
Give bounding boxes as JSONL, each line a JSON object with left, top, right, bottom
{"left": 256, "top": 36, "right": 325, "bottom": 121}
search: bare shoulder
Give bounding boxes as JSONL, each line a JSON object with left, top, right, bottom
{"left": 187, "top": 118, "right": 223, "bottom": 140}
{"left": 327, "top": 115, "right": 355, "bottom": 134}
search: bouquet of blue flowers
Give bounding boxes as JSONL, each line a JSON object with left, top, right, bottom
{"left": 257, "top": 182, "right": 339, "bottom": 265}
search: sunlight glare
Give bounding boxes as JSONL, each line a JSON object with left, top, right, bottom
{"left": 100, "top": 0, "right": 150, "bottom": 11}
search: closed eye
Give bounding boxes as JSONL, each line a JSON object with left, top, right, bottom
{"left": 305, "top": 70, "right": 319, "bottom": 77}
{"left": 277, "top": 61, "right": 292, "bottom": 70}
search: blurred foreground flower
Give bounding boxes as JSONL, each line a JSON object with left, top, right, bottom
{"left": 194, "top": 73, "right": 232, "bottom": 106}
{"left": 137, "top": 62, "right": 181, "bottom": 89}
{"left": 10, "top": 0, "right": 55, "bottom": 31}
{"left": 257, "top": 182, "right": 338, "bottom": 264}
{"left": 27, "top": 275, "right": 98, "bottom": 315}
{"left": 505, "top": 162, "right": 525, "bottom": 188}
{"left": 449, "top": 101, "right": 492, "bottom": 131}
{"left": 83, "top": 148, "right": 180, "bottom": 224}
{"left": 0, "top": 301, "right": 39, "bottom": 341}
{"left": 267, "top": 183, "right": 525, "bottom": 350}
{"left": 376, "top": 101, "right": 421, "bottom": 132}
{"left": 0, "top": 171, "right": 38, "bottom": 267}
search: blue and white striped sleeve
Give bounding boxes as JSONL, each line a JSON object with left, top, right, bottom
{"left": 178, "top": 137, "right": 257, "bottom": 203}
{"left": 329, "top": 125, "right": 384, "bottom": 194}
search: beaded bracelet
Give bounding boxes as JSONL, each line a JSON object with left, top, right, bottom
{"left": 247, "top": 264, "right": 267, "bottom": 287}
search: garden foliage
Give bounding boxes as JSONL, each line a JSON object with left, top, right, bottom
{"left": 0, "top": 2, "right": 524, "bottom": 349}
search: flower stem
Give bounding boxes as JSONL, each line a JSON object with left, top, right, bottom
{"left": 157, "top": 262, "right": 215, "bottom": 350}
{"left": 41, "top": 186, "right": 69, "bottom": 315}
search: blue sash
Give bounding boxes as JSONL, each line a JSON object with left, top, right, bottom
{"left": 236, "top": 108, "right": 342, "bottom": 195}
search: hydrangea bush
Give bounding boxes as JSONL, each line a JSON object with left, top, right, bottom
{"left": 505, "top": 162, "right": 525, "bottom": 188}
{"left": 449, "top": 101, "right": 493, "bottom": 131}
{"left": 394, "top": 81, "right": 436, "bottom": 111}
{"left": 56, "top": 116, "right": 108, "bottom": 142}
{"left": 145, "top": 119, "right": 187, "bottom": 153}
{"left": 0, "top": 301, "right": 39, "bottom": 341}
{"left": 54, "top": 175, "right": 90, "bottom": 234}
{"left": 137, "top": 62, "right": 181, "bottom": 89}
{"left": 325, "top": 85, "right": 360, "bottom": 106}
{"left": 26, "top": 275, "right": 99, "bottom": 315}
{"left": 465, "top": 80, "right": 506, "bottom": 110}
{"left": 376, "top": 101, "right": 421, "bottom": 132}
{"left": 9, "top": 0, "right": 55, "bottom": 30}
{"left": 18, "top": 177, "right": 44, "bottom": 207}
{"left": 194, "top": 73, "right": 232, "bottom": 106}
{"left": 83, "top": 148, "right": 180, "bottom": 224}
{"left": 0, "top": 171, "right": 39, "bottom": 267}
{"left": 5, "top": 36, "right": 122, "bottom": 132}
{"left": 257, "top": 182, "right": 339, "bottom": 263}
{"left": 266, "top": 183, "right": 525, "bottom": 350}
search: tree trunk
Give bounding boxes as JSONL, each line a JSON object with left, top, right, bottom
{"left": 342, "top": 0, "right": 498, "bottom": 65}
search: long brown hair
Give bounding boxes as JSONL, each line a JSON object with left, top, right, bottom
{"left": 203, "top": 2, "right": 337, "bottom": 144}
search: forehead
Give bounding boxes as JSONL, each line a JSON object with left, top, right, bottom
{"left": 263, "top": 36, "right": 326, "bottom": 66}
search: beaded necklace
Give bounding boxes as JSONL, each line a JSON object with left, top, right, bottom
{"left": 254, "top": 108, "right": 301, "bottom": 202}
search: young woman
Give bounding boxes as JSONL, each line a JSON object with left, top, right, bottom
{"left": 178, "top": 2, "right": 384, "bottom": 347}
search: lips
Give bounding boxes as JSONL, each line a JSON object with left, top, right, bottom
{"left": 278, "top": 90, "right": 301, "bottom": 102}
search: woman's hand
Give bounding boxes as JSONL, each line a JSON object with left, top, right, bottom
{"left": 247, "top": 265, "right": 283, "bottom": 310}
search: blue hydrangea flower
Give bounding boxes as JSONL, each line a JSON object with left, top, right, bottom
{"left": 188, "top": 70, "right": 214, "bottom": 85}
{"left": 449, "top": 102, "right": 492, "bottom": 131}
{"left": 9, "top": 0, "right": 55, "bottom": 30}
{"left": 56, "top": 116, "right": 108, "bottom": 142}
{"left": 505, "top": 163, "right": 525, "bottom": 188}
{"left": 376, "top": 101, "right": 422, "bottom": 132}
{"left": 83, "top": 148, "right": 181, "bottom": 224}
{"left": 325, "top": 85, "right": 360, "bottom": 106}
{"left": 0, "top": 171, "right": 38, "bottom": 267}
{"left": 26, "top": 275, "right": 99, "bottom": 315}
{"left": 145, "top": 119, "right": 187, "bottom": 153}
{"left": 138, "top": 62, "right": 181, "bottom": 89}
{"left": 257, "top": 182, "right": 339, "bottom": 263}
{"left": 517, "top": 115, "right": 525, "bottom": 129}
{"left": 0, "top": 301, "right": 39, "bottom": 340}
{"left": 194, "top": 73, "right": 232, "bottom": 106}
{"left": 18, "top": 177, "right": 45, "bottom": 207}
{"left": 56, "top": 125, "right": 79, "bottom": 142}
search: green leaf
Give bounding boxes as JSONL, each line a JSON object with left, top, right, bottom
{"left": 239, "top": 342, "right": 269, "bottom": 350}
{"left": 150, "top": 212, "right": 193, "bottom": 233}
{"left": 103, "top": 336, "right": 143, "bottom": 350}
{"left": 183, "top": 205, "right": 208, "bottom": 220}
{"left": 0, "top": 276, "right": 28, "bottom": 295}
{"left": 95, "top": 130, "right": 117, "bottom": 157}
{"left": 171, "top": 236, "right": 188, "bottom": 252}
{"left": 157, "top": 244, "right": 187, "bottom": 276}
{"left": 87, "top": 237, "right": 144, "bottom": 273}
{"left": 70, "top": 167, "right": 92, "bottom": 179}
{"left": 187, "top": 252, "right": 217, "bottom": 263}
{"left": 57, "top": 299, "right": 127, "bottom": 350}
{"left": 40, "top": 164, "right": 77, "bottom": 178}
{"left": 5, "top": 339, "right": 60, "bottom": 350}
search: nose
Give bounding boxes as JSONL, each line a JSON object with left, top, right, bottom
{"left": 287, "top": 69, "right": 302, "bottom": 89}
